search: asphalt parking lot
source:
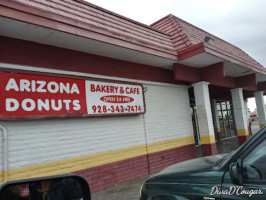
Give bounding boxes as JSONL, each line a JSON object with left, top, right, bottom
{"left": 92, "top": 121, "right": 260, "bottom": 200}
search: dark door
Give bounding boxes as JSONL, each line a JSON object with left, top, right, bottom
{"left": 191, "top": 105, "right": 200, "bottom": 145}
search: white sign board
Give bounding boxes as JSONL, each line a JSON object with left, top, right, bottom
{"left": 85, "top": 80, "right": 145, "bottom": 115}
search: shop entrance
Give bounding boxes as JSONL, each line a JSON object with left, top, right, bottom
{"left": 190, "top": 99, "right": 237, "bottom": 145}
{"left": 216, "top": 100, "right": 237, "bottom": 139}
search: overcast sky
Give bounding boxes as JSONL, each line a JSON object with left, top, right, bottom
{"left": 86, "top": 0, "right": 266, "bottom": 111}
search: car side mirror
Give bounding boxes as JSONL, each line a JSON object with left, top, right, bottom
{"left": 0, "top": 174, "right": 91, "bottom": 200}
{"left": 229, "top": 161, "right": 243, "bottom": 185}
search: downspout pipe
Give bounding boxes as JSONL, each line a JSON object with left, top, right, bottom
{"left": 0, "top": 124, "right": 8, "bottom": 182}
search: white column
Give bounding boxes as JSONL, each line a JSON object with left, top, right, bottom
{"left": 254, "top": 91, "right": 266, "bottom": 129}
{"left": 193, "top": 82, "right": 217, "bottom": 156}
{"left": 231, "top": 88, "right": 249, "bottom": 145}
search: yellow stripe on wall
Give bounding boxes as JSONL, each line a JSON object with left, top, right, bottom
{"left": 6, "top": 144, "right": 147, "bottom": 181}
{"left": 260, "top": 124, "right": 265, "bottom": 129}
{"left": 147, "top": 136, "right": 194, "bottom": 154}
{"left": 0, "top": 173, "right": 4, "bottom": 182}
{"left": 237, "top": 129, "right": 249, "bottom": 136}
{"left": 0, "top": 136, "right": 195, "bottom": 182}
{"left": 200, "top": 135, "right": 216, "bottom": 144}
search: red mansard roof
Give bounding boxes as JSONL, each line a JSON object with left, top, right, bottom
{"left": 0, "top": 0, "right": 264, "bottom": 73}
{"left": 151, "top": 14, "right": 264, "bottom": 72}
{"left": 0, "top": 0, "right": 177, "bottom": 59}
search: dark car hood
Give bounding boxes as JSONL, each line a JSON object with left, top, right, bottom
{"left": 160, "top": 154, "right": 224, "bottom": 174}
{"left": 146, "top": 155, "right": 225, "bottom": 184}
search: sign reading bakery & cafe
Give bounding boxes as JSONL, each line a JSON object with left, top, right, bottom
{"left": 0, "top": 72, "right": 145, "bottom": 120}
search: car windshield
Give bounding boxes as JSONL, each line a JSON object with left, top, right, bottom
{"left": 212, "top": 131, "right": 260, "bottom": 170}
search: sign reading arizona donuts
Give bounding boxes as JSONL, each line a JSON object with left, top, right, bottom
{"left": 0, "top": 72, "right": 145, "bottom": 120}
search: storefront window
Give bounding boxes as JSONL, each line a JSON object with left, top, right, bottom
{"left": 216, "top": 100, "right": 236, "bottom": 139}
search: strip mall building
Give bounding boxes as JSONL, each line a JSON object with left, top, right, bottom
{"left": 1, "top": 0, "right": 266, "bottom": 193}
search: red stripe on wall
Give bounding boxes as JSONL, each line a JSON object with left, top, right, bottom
{"left": 73, "top": 144, "right": 196, "bottom": 193}
{"left": 238, "top": 135, "right": 249, "bottom": 146}
{"left": 74, "top": 155, "right": 149, "bottom": 193}
{"left": 0, "top": 36, "right": 175, "bottom": 84}
{"left": 201, "top": 143, "right": 217, "bottom": 157}
{"left": 148, "top": 144, "right": 196, "bottom": 173}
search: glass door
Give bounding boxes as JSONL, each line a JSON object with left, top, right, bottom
{"left": 216, "top": 101, "right": 237, "bottom": 139}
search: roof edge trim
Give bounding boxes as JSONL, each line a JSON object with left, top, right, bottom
{"left": 178, "top": 42, "right": 266, "bottom": 75}
{"left": 178, "top": 42, "right": 205, "bottom": 61}
{"left": 0, "top": 4, "right": 178, "bottom": 60}
{"left": 204, "top": 44, "right": 266, "bottom": 75}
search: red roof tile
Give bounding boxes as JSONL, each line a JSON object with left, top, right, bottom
{"left": 151, "top": 15, "right": 193, "bottom": 51}
{"left": 151, "top": 14, "right": 264, "bottom": 70}
{"left": 1, "top": 0, "right": 264, "bottom": 72}
{"left": 0, "top": 0, "right": 177, "bottom": 58}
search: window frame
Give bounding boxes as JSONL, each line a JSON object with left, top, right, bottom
{"left": 240, "top": 132, "right": 266, "bottom": 184}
